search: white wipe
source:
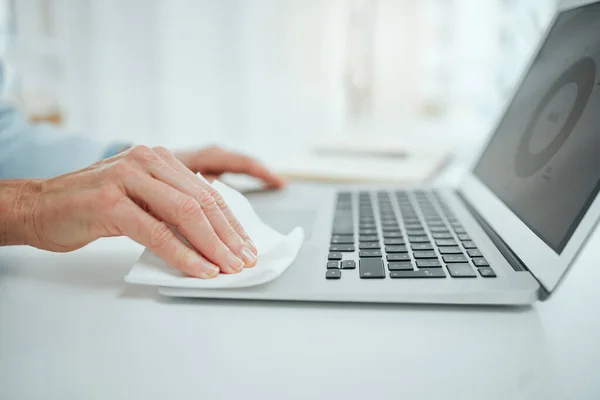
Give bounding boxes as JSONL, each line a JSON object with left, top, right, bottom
{"left": 125, "top": 179, "right": 304, "bottom": 289}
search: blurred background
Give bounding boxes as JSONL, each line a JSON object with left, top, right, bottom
{"left": 0, "top": 0, "right": 558, "bottom": 183}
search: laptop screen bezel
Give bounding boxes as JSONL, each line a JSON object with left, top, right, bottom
{"left": 458, "top": 0, "right": 600, "bottom": 293}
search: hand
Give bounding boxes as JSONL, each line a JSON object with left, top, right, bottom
{"left": 174, "top": 146, "right": 286, "bottom": 188}
{"left": 20, "top": 145, "right": 260, "bottom": 278}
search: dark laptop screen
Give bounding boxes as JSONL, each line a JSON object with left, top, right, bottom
{"left": 473, "top": 3, "right": 600, "bottom": 254}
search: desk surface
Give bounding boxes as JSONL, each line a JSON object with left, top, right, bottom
{"left": 2, "top": 178, "right": 600, "bottom": 400}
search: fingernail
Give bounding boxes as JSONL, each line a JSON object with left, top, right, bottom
{"left": 228, "top": 252, "right": 244, "bottom": 272}
{"left": 242, "top": 246, "right": 257, "bottom": 266}
{"left": 246, "top": 239, "right": 258, "bottom": 254}
{"left": 205, "top": 265, "right": 220, "bottom": 278}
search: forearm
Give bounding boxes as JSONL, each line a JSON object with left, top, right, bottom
{"left": 0, "top": 179, "right": 41, "bottom": 246}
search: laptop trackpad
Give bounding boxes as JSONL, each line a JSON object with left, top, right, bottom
{"left": 253, "top": 208, "right": 316, "bottom": 240}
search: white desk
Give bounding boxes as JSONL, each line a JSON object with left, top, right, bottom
{"left": 2, "top": 177, "right": 600, "bottom": 400}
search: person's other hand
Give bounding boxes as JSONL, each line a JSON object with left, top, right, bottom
{"left": 174, "top": 146, "right": 286, "bottom": 188}
{"left": 26, "top": 145, "right": 260, "bottom": 278}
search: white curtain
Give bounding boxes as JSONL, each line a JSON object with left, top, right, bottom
{"left": 5, "top": 0, "right": 558, "bottom": 152}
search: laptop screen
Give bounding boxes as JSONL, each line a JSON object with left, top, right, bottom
{"left": 473, "top": 3, "right": 600, "bottom": 254}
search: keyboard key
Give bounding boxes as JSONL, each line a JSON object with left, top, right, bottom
{"left": 328, "top": 252, "right": 343, "bottom": 260}
{"left": 390, "top": 269, "right": 446, "bottom": 278}
{"left": 429, "top": 226, "right": 449, "bottom": 232}
{"left": 427, "top": 221, "right": 445, "bottom": 227}
{"left": 472, "top": 257, "right": 489, "bottom": 267}
{"left": 359, "top": 223, "right": 376, "bottom": 229}
{"left": 436, "top": 239, "right": 457, "bottom": 246}
{"left": 359, "top": 258, "right": 385, "bottom": 279}
{"left": 342, "top": 260, "right": 356, "bottom": 270}
{"left": 447, "top": 263, "right": 477, "bottom": 278}
{"left": 382, "top": 225, "right": 401, "bottom": 232}
{"left": 326, "top": 270, "right": 342, "bottom": 279}
{"left": 332, "top": 227, "right": 354, "bottom": 235}
{"left": 432, "top": 232, "right": 453, "bottom": 239}
{"left": 359, "top": 250, "right": 382, "bottom": 258}
{"left": 359, "top": 235, "right": 379, "bottom": 242}
{"left": 406, "top": 229, "right": 427, "bottom": 236}
{"left": 467, "top": 249, "right": 483, "bottom": 257}
{"left": 383, "top": 231, "right": 403, "bottom": 238}
{"left": 404, "top": 223, "right": 423, "bottom": 230}
{"left": 413, "top": 251, "right": 438, "bottom": 259}
{"left": 359, "top": 229, "right": 377, "bottom": 235}
{"left": 381, "top": 221, "right": 399, "bottom": 227}
{"left": 478, "top": 267, "right": 496, "bottom": 277}
{"left": 462, "top": 241, "right": 477, "bottom": 249}
{"left": 359, "top": 242, "right": 380, "bottom": 250}
{"left": 329, "top": 245, "right": 355, "bottom": 252}
{"left": 411, "top": 243, "right": 433, "bottom": 250}
{"left": 384, "top": 238, "right": 405, "bottom": 245}
{"left": 439, "top": 246, "right": 463, "bottom": 254}
{"left": 409, "top": 236, "right": 430, "bottom": 243}
{"left": 442, "top": 254, "right": 468, "bottom": 263}
{"left": 388, "top": 261, "right": 414, "bottom": 271}
{"left": 327, "top": 261, "right": 339, "bottom": 269}
{"left": 416, "top": 259, "right": 442, "bottom": 268}
{"left": 458, "top": 234, "right": 471, "bottom": 241}
{"left": 453, "top": 227, "right": 466, "bottom": 234}
{"left": 387, "top": 253, "right": 411, "bottom": 261}
{"left": 385, "top": 245, "right": 408, "bottom": 253}
{"left": 331, "top": 235, "right": 354, "bottom": 244}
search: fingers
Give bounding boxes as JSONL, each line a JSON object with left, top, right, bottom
{"left": 151, "top": 147, "right": 258, "bottom": 263}
{"left": 124, "top": 173, "right": 248, "bottom": 274}
{"left": 116, "top": 145, "right": 260, "bottom": 275}
{"left": 199, "top": 148, "right": 286, "bottom": 188}
{"left": 112, "top": 196, "right": 220, "bottom": 279}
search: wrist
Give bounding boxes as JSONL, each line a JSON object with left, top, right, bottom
{"left": 0, "top": 180, "right": 42, "bottom": 246}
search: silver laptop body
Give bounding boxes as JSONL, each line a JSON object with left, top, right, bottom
{"left": 161, "top": 0, "right": 600, "bottom": 305}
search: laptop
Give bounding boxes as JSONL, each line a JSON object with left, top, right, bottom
{"left": 160, "top": 0, "right": 600, "bottom": 305}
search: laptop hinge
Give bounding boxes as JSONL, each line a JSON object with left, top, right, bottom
{"left": 456, "top": 190, "right": 551, "bottom": 300}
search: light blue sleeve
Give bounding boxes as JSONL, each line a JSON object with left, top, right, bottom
{"left": 0, "top": 105, "right": 131, "bottom": 179}
{"left": 0, "top": 60, "right": 130, "bottom": 179}
{"left": 0, "top": 103, "right": 129, "bottom": 179}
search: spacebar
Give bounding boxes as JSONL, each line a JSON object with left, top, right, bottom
{"left": 359, "top": 258, "right": 385, "bottom": 279}
{"left": 389, "top": 269, "right": 446, "bottom": 278}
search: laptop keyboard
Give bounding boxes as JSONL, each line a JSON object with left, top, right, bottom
{"left": 326, "top": 190, "right": 497, "bottom": 280}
